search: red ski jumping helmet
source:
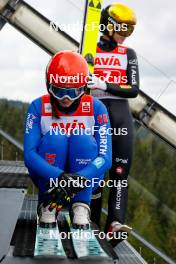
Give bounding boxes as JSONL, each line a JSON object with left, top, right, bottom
{"left": 46, "top": 50, "right": 89, "bottom": 100}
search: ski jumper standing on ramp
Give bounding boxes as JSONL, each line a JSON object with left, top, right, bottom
{"left": 88, "top": 3, "right": 140, "bottom": 245}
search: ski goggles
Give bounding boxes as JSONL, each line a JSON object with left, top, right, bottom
{"left": 117, "top": 24, "right": 135, "bottom": 37}
{"left": 49, "top": 84, "right": 85, "bottom": 101}
{"left": 108, "top": 18, "right": 135, "bottom": 37}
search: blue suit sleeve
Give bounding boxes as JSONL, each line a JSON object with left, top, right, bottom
{"left": 77, "top": 97, "right": 112, "bottom": 180}
{"left": 24, "top": 98, "right": 64, "bottom": 181}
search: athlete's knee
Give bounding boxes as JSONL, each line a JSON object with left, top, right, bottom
{"left": 69, "top": 132, "right": 93, "bottom": 143}
{"left": 42, "top": 131, "right": 68, "bottom": 147}
{"left": 69, "top": 133, "right": 98, "bottom": 155}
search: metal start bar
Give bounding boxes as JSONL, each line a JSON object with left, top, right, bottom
{"left": 0, "top": 0, "right": 176, "bottom": 148}
{"left": 0, "top": 0, "right": 78, "bottom": 54}
{"left": 129, "top": 90, "right": 176, "bottom": 149}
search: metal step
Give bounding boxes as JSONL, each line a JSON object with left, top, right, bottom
{"left": 0, "top": 188, "right": 26, "bottom": 261}
{"left": 115, "top": 241, "right": 147, "bottom": 264}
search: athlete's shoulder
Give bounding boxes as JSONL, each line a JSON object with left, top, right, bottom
{"left": 126, "top": 46, "right": 135, "bottom": 52}
{"left": 28, "top": 95, "right": 47, "bottom": 115}
{"left": 32, "top": 94, "right": 50, "bottom": 104}
{"left": 30, "top": 96, "right": 42, "bottom": 107}
{"left": 126, "top": 46, "right": 137, "bottom": 59}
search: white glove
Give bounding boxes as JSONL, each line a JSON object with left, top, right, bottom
{"left": 87, "top": 74, "right": 107, "bottom": 91}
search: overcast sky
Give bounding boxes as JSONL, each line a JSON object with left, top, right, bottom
{"left": 0, "top": 0, "right": 176, "bottom": 114}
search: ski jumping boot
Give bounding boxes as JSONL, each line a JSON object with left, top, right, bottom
{"left": 38, "top": 203, "right": 57, "bottom": 228}
{"left": 72, "top": 202, "right": 90, "bottom": 230}
{"left": 107, "top": 221, "right": 132, "bottom": 246}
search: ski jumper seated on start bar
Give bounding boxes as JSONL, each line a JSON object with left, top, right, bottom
{"left": 24, "top": 50, "right": 112, "bottom": 230}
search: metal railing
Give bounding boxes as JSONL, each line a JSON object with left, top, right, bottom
{"left": 0, "top": 128, "right": 23, "bottom": 151}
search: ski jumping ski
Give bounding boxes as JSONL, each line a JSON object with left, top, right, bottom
{"left": 63, "top": 211, "right": 110, "bottom": 260}
{"left": 34, "top": 217, "right": 66, "bottom": 258}
{"left": 80, "top": 0, "right": 103, "bottom": 73}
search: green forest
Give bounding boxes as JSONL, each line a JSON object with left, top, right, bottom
{"left": 0, "top": 98, "right": 176, "bottom": 263}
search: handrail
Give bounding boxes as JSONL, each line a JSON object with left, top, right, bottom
{"left": 0, "top": 128, "right": 23, "bottom": 151}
